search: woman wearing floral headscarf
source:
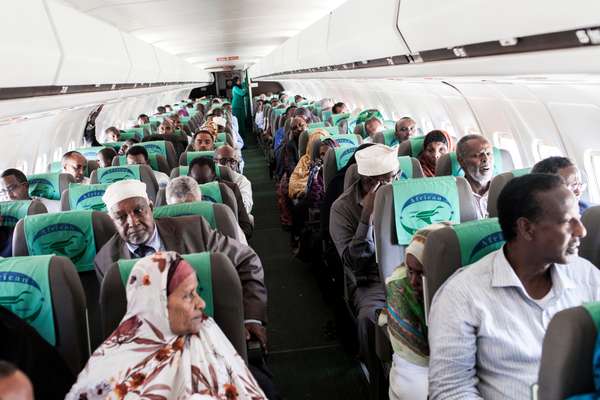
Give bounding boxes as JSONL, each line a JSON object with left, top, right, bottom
{"left": 67, "top": 251, "right": 265, "bottom": 400}
{"left": 385, "top": 223, "right": 451, "bottom": 400}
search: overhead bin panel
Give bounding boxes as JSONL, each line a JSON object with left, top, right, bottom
{"left": 297, "top": 15, "right": 331, "bottom": 70}
{"left": 327, "top": 0, "right": 409, "bottom": 65}
{"left": 155, "top": 48, "right": 181, "bottom": 82}
{"left": 48, "top": 1, "right": 130, "bottom": 85}
{"left": 399, "top": 0, "right": 600, "bottom": 52}
{"left": 0, "top": 0, "right": 61, "bottom": 88}
{"left": 282, "top": 36, "right": 300, "bottom": 72}
{"left": 122, "top": 33, "right": 160, "bottom": 83}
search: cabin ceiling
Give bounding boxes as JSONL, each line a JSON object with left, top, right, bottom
{"left": 57, "top": 0, "right": 348, "bottom": 72}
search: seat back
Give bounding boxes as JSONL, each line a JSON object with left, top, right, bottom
{"left": 373, "top": 129, "right": 400, "bottom": 146}
{"left": 60, "top": 183, "right": 110, "bottom": 212}
{"left": 487, "top": 168, "right": 531, "bottom": 217}
{"left": 343, "top": 156, "right": 424, "bottom": 191}
{"left": 397, "top": 136, "right": 426, "bottom": 157}
{"left": 90, "top": 164, "right": 159, "bottom": 203}
{"left": 112, "top": 153, "right": 170, "bottom": 175}
{"left": 435, "top": 147, "right": 514, "bottom": 177}
{"left": 100, "top": 252, "right": 247, "bottom": 360}
{"left": 580, "top": 205, "right": 600, "bottom": 268}
{"left": 120, "top": 127, "right": 145, "bottom": 141}
{"left": 537, "top": 304, "right": 598, "bottom": 400}
{"left": 422, "top": 218, "right": 505, "bottom": 311}
{"left": 73, "top": 147, "right": 105, "bottom": 161}
{"left": 0, "top": 255, "right": 88, "bottom": 374}
{"left": 0, "top": 200, "right": 47, "bottom": 227}
{"left": 153, "top": 201, "right": 240, "bottom": 240}
{"left": 179, "top": 150, "right": 215, "bottom": 166}
{"left": 373, "top": 176, "right": 477, "bottom": 282}
{"left": 154, "top": 182, "right": 238, "bottom": 218}
{"left": 135, "top": 140, "right": 177, "bottom": 169}
{"left": 168, "top": 164, "right": 231, "bottom": 182}
{"left": 323, "top": 145, "right": 357, "bottom": 191}
{"left": 28, "top": 172, "right": 75, "bottom": 201}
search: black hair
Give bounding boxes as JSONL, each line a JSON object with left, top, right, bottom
{"left": 189, "top": 156, "right": 216, "bottom": 175}
{"left": 531, "top": 156, "right": 575, "bottom": 175}
{"left": 156, "top": 106, "right": 166, "bottom": 114}
{"left": 0, "top": 361, "right": 18, "bottom": 379}
{"left": 498, "top": 173, "right": 565, "bottom": 242}
{"left": 98, "top": 147, "right": 117, "bottom": 160}
{"left": 137, "top": 114, "right": 149, "bottom": 120}
{"left": 192, "top": 129, "right": 214, "bottom": 141}
{"left": 1, "top": 168, "right": 28, "bottom": 183}
{"left": 332, "top": 102, "right": 345, "bottom": 114}
{"left": 126, "top": 145, "right": 149, "bottom": 161}
{"left": 423, "top": 130, "right": 448, "bottom": 150}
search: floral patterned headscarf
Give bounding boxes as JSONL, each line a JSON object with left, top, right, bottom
{"left": 66, "top": 251, "right": 265, "bottom": 400}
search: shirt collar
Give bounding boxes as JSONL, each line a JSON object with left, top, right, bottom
{"left": 125, "top": 226, "right": 161, "bottom": 254}
{"left": 491, "top": 245, "right": 576, "bottom": 293}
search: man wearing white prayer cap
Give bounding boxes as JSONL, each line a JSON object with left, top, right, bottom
{"left": 329, "top": 143, "right": 399, "bottom": 383}
{"left": 94, "top": 179, "right": 269, "bottom": 346}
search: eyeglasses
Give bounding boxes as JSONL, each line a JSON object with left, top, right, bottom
{"left": 567, "top": 180, "right": 587, "bottom": 192}
{"left": 0, "top": 182, "right": 24, "bottom": 197}
{"left": 214, "top": 157, "right": 239, "bottom": 167}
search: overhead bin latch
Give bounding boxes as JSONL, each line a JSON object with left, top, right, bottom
{"left": 499, "top": 38, "right": 518, "bottom": 47}
{"left": 576, "top": 28, "right": 600, "bottom": 45}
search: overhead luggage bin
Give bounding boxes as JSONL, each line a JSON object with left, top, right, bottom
{"left": 121, "top": 32, "right": 161, "bottom": 83}
{"left": 297, "top": 15, "right": 331, "bottom": 70}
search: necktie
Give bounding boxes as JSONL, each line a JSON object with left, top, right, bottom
{"left": 133, "top": 244, "right": 154, "bottom": 258}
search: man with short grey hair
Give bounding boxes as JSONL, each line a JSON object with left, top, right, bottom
{"left": 166, "top": 176, "right": 202, "bottom": 205}
{"left": 456, "top": 134, "right": 495, "bottom": 219}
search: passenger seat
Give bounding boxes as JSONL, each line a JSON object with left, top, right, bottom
{"left": 90, "top": 164, "right": 159, "bottom": 203}
{"left": 579, "top": 205, "right": 600, "bottom": 268}
{"left": 487, "top": 168, "right": 532, "bottom": 217}
{"left": 27, "top": 172, "right": 75, "bottom": 213}
{"left": 435, "top": 148, "right": 515, "bottom": 177}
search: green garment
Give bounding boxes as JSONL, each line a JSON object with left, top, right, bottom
{"left": 232, "top": 85, "right": 248, "bottom": 138}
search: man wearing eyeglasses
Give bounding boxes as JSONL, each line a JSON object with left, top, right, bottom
{"left": 395, "top": 117, "right": 417, "bottom": 143}
{"left": 0, "top": 169, "right": 32, "bottom": 257}
{"left": 214, "top": 145, "right": 253, "bottom": 215}
{"left": 329, "top": 144, "right": 400, "bottom": 385}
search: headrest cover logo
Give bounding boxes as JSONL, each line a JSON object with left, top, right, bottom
{"left": 400, "top": 193, "right": 455, "bottom": 235}
{"left": 32, "top": 223, "right": 88, "bottom": 263}
{"left": 0, "top": 271, "right": 45, "bottom": 324}
{"left": 468, "top": 231, "right": 504, "bottom": 264}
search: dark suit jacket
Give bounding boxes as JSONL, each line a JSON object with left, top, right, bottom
{"left": 94, "top": 215, "right": 267, "bottom": 322}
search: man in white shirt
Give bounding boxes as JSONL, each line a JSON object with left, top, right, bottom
{"left": 125, "top": 146, "right": 170, "bottom": 189}
{"left": 62, "top": 151, "right": 90, "bottom": 184}
{"left": 456, "top": 134, "right": 494, "bottom": 219}
{"left": 428, "top": 173, "right": 600, "bottom": 400}
{"left": 214, "top": 145, "right": 253, "bottom": 215}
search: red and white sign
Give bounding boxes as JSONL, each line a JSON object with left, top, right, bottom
{"left": 216, "top": 56, "right": 240, "bottom": 62}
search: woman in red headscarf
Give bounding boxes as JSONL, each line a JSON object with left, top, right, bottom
{"left": 418, "top": 130, "right": 454, "bottom": 177}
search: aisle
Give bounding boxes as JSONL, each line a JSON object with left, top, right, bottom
{"left": 242, "top": 142, "right": 369, "bottom": 400}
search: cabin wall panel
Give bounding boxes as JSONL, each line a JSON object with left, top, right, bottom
{"left": 0, "top": 0, "right": 61, "bottom": 88}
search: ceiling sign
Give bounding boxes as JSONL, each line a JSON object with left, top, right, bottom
{"left": 216, "top": 56, "right": 240, "bottom": 61}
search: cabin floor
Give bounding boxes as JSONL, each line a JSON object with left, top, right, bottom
{"left": 244, "top": 140, "right": 369, "bottom": 399}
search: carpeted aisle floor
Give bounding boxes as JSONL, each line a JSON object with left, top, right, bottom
{"left": 242, "top": 141, "right": 369, "bottom": 400}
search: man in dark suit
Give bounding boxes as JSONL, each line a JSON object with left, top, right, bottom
{"left": 95, "top": 179, "right": 267, "bottom": 346}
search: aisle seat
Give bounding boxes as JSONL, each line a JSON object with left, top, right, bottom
{"left": 169, "top": 164, "right": 233, "bottom": 183}
{"left": 179, "top": 150, "right": 215, "bottom": 166}
{"left": 153, "top": 201, "right": 241, "bottom": 240}
{"left": 0, "top": 255, "right": 88, "bottom": 374}
{"left": 323, "top": 145, "right": 358, "bottom": 191}
{"left": 60, "top": 183, "right": 110, "bottom": 212}
{"left": 90, "top": 164, "right": 159, "bottom": 203}
{"left": 487, "top": 168, "right": 531, "bottom": 217}
{"left": 397, "top": 136, "right": 426, "bottom": 157}
{"left": 154, "top": 182, "right": 238, "bottom": 219}
{"left": 112, "top": 153, "right": 170, "bottom": 175}
{"left": 373, "top": 176, "right": 477, "bottom": 283}
{"left": 0, "top": 199, "right": 47, "bottom": 227}
{"left": 100, "top": 252, "right": 247, "bottom": 360}
{"left": 28, "top": 172, "right": 75, "bottom": 213}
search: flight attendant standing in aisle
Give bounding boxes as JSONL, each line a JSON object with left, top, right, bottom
{"left": 231, "top": 76, "right": 248, "bottom": 140}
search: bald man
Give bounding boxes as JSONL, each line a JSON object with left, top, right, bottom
{"left": 61, "top": 151, "right": 89, "bottom": 184}
{"left": 214, "top": 145, "right": 253, "bottom": 214}
{"left": 0, "top": 362, "right": 33, "bottom": 400}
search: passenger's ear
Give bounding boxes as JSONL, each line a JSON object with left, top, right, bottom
{"left": 148, "top": 201, "right": 154, "bottom": 211}
{"left": 516, "top": 217, "right": 535, "bottom": 241}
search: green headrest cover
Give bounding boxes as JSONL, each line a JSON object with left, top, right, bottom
{"left": 118, "top": 252, "right": 214, "bottom": 316}
{"left": 154, "top": 201, "right": 216, "bottom": 229}
{"left": 28, "top": 173, "right": 61, "bottom": 200}
{"left": 355, "top": 109, "right": 383, "bottom": 125}
{"left": 382, "top": 129, "right": 399, "bottom": 147}
{"left": 0, "top": 200, "right": 33, "bottom": 227}
{"left": 187, "top": 151, "right": 215, "bottom": 165}
{"left": 335, "top": 146, "right": 357, "bottom": 170}
{"left": 199, "top": 182, "right": 222, "bottom": 204}
{"left": 103, "top": 142, "right": 124, "bottom": 151}
{"left": 410, "top": 136, "right": 426, "bottom": 156}
{"left": 24, "top": 210, "right": 97, "bottom": 272}
{"left": 330, "top": 134, "right": 359, "bottom": 147}
{"left": 453, "top": 218, "right": 505, "bottom": 266}
{"left": 397, "top": 156, "right": 414, "bottom": 179}
{"left": 73, "top": 147, "right": 104, "bottom": 161}
{"left": 308, "top": 122, "right": 326, "bottom": 130}
{"left": 49, "top": 161, "right": 61, "bottom": 173}
{"left": 512, "top": 167, "right": 531, "bottom": 177}
{"left": 0, "top": 255, "right": 55, "bottom": 344}
{"left": 137, "top": 141, "right": 167, "bottom": 158}
{"left": 118, "top": 154, "right": 162, "bottom": 172}
{"left": 96, "top": 165, "right": 141, "bottom": 184}
{"left": 331, "top": 113, "right": 350, "bottom": 126}
{"left": 217, "top": 132, "right": 227, "bottom": 142}
{"left": 322, "top": 110, "right": 333, "bottom": 122}
{"left": 68, "top": 183, "right": 110, "bottom": 212}
{"left": 392, "top": 176, "right": 461, "bottom": 245}
{"left": 120, "top": 128, "right": 144, "bottom": 140}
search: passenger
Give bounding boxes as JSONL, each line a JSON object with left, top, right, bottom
{"left": 164, "top": 104, "right": 173, "bottom": 112}
{"left": 215, "top": 145, "right": 253, "bottom": 214}
{"left": 332, "top": 102, "right": 347, "bottom": 114}
{"left": 222, "top": 103, "right": 245, "bottom": 152}
{"left": 294, "top": 94, "right": 304, "bottom": 104}
{"left": 83, "top": 105, "right": 103, "bottom": 147}
{"left": 395, "top": 117, "right": 416, "bottom": 143}
{"left": 62, "top": 151, "right": 90, "bottom": 184}
{"left": 118, "top": 138, "right": 140, "bottom": 156}
{"left": 125, "top": 145, "right": 170, "bottom": 189}
{"left": 386, "top": 223, "right": 451, "bottom": 400}
{"left": 254, "top": 100, "right": 265, "bottom": 132}
{"left": 104, "top": 126, "right": 121, "bottom": 142}
{"left": 156, "top": 105, "right": 166, "bottom": 115}
{"left": 428, "top": 173, "right": 600, "bottom": 400}
{"left": 0, "top": 169, "right": 31, "bottom": 257}
{"left": 456, "top": 134, "right": 494, "bottom": 219}
{"left": 363, "top": 116, "right": 385, "bottom": 142}
{"left": 192, "top": 129, "right": 216, "bottom": 152}
{"left": 270, "top": 98, "right": 280, "bottom": 108}
{"left": 288, "top": 129, "right": 330, "bottom": 200}
{"left": 68, "top": 252, "right": 266, "bottom": 400}
{"left": 188, "top": 157, "right": 253, "bottom": 238}
{"left": 329, "top": 144, "right": 399, "bottom": 382}
{"left": 0, "top": 361, "right": 33, "bottom": 400}
{"left": 0, "top": 307, "right": 75, "bottom": 399}
{"left": 303, "top": 138, "right": 337, "bottom": 209}
{"left": 97, "top": 147, "right": 117, "bottom": 168}
{"left": 158, "top": 121, "right": 174, "bottom": 135}
{"left": 137, "top": 114, "right": 149, "bottom": 125}
{"left": 273, "top": 106, "right": 297, "bottom": 153}
{"left": 532, "top": 156, "right": 589, "bottom": 215}
{"left": 94, "top": 180, "right": 267, "bottom": 346}
{"left": 418, "top": 130, "right": 453, "bottom": 177}
{"left": 279, "top": 93, "right": 288, "bottom": 104}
